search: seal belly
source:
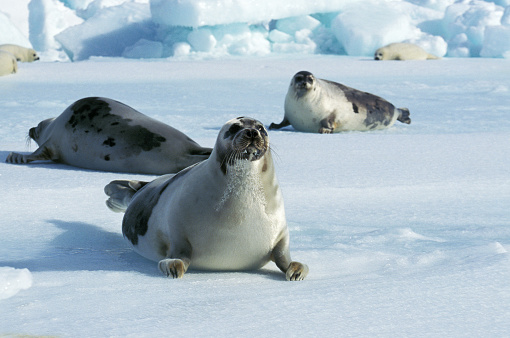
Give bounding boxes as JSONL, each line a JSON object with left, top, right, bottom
{"left": 188, "top": 208, "right": 276, "bottom": 271}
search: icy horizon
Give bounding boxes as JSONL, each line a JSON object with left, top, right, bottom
{"left": 1, "top": 0, "right": 510, "bottom": 62}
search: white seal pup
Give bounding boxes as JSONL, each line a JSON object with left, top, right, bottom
{"left": 270, "top": 71, "right": 410, "bottom": 133}
{"left": 6, "top": 97, "right": 212, "bottom": 174}
{"left": 374, "top": 43, "right": 440, "bottom": 61}
{"left": 0, "top": 44, "right": 39, "bottom": 62}
{"left": 0, "top": 50, "right": 17, "bottom": 76}
{"left": 104, "top": 117, "right": 308, "bottom": 281}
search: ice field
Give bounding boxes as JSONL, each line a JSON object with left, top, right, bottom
{"left": 0, "top": 55, "right": 509, "bottom": 336}
{"left": 1, "top": 0, "right": 510, "bottom": 336}
{"left": 2, "top": 0, "right": 510, "bottom": 61}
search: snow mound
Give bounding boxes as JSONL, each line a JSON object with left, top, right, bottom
{"left": 0, "top": 267, "right": 33, "bottom": 300}
{"left": 0, "top": 11, "right": 32, "bottom": 47}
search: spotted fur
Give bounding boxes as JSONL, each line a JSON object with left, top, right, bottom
{"left": 270, "top": 71, "right": 411, "bottom": 133}
{"left": 105, "top": 117, "right": 309, "bottom": 281}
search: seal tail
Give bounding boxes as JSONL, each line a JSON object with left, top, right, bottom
{"left": 397, "top": 108, "right": 411, "bottom": 124}
{"left": 104, "top": 180, "right": 147, "bottom": 213}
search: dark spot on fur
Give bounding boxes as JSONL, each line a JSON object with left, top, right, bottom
{"left": 72, "top": 144, "right": 78, "bottom": 152}
{"left": 130, "top": 126, "right": 166, "bottom": 151}
{"left": 224, "top": 124, "right": 242, "bottom": 139}
{"left": 104, "top": 155, "right": 110, "bottom": 161}
{"left": 64, "top": 97, "right": 168, "bottom": 154}
{"left": 159, "top": 242, "right": 169, "bottom": 258}
{"left": 352, "top": 103, "right": 359, "bottom": 114}
{"left": 68, "top": 97, "right": 111, "bottom": 129}
{"left": 325, "top": 80, "right": 396, "bottom": 128}
{"left": 103, "top": 137, "right": 116, "bottom": 147}
{"left": 123, "top": 177, "right": 175, "bottom": 245}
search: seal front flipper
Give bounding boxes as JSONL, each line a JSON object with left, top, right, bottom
{"left": 158, "top": 239, "right": 192, "bottom": 278}
{"left": 6, "top": 144, "right": 57, "bottom": 164}
{"left": 104, "top": 180, "right": 148, "bottom": 213}
{"left": 318, "top": 113, "right": 337, "bottom": 134}
{"left": 271, "top": 233, "right": 309, "bottom": 281}
{"left": 158, "top": 257, "right": 191, "bottom": 278}
{"left": 269, "top": 118, "right": 291, "bottom": 130}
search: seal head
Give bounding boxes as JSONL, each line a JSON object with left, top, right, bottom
{"left": 216, "top": 117, "right": 269, "bottom": 173}
{"left": 291, "top": 71, "right": 315, "bottom": 98}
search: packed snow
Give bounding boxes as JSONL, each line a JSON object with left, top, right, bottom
{"left": 1, "top": 0, "right": 510, "bottom": 335}
{"left": 1, "top": 55, "right": 509, "bottom": 336}
{"left": 1, "top": 0, "right": 510, "bottom": 61}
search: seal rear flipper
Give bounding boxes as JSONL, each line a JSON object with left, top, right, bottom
{"left": 104, "top": 179, "right": 148, "bottom": 213}
{"left": 269, "top": 118, "right": 291, "bottom": 130}
{"left": 397, "top": 108, "right": 411, "bottom": 124}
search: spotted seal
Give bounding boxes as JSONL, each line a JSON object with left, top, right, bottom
{"left": 269, "top": 71, "right": 411, "bottom": 133}
{"left": 6, "top": 97, "right": 212, "bottom": 174}
{"left": 104, "top": 117, "right": 308, "bottom": 281}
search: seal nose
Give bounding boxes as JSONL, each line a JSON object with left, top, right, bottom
{"left": 244, "top": 128, "right": 259, "bottom": 139}
{"left": 29, "top": 127, "right": 36, "bottom": 140}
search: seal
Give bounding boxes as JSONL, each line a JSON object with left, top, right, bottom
{"left": 0, "top": 44, "right": 39, "bottom": 62}
{"left": 374, "top": 43, "right": 440, "bottom": 61}
{"left": 269, "top": 71, "right": 411, "bottom": 133}
{"left": 0, "top": 50, "right": 17, "bottom": 77}
{"left": 6, "top": 97, "right": 212, "bottom": 174}
{"left": 104, "top": 117, "right": 308, "bottom": 281}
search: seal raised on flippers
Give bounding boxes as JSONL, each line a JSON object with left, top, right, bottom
{"left": 269, "top": 71, "right": 410, "bottom": 134}
{"left": 6, "top": 97, "right": 212, "bottom": 174}
{"left": 105, "top": 117, "right": 308, "bottom": 281}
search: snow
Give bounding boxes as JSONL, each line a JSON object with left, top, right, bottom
{"left": 0, "top": 267, "right": 32, "bottom": 301}
{"left": 2, "top": 0, "right": 510, "bottom": 60}
{"left": 1, "top": 55, "right": 509, "bottom": 336}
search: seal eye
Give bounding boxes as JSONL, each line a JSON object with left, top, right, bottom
{"left": 256, "top": 125, "right": 267, "bottom": 136}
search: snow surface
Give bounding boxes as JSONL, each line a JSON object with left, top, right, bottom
{"left": 1, "top": 0, "right": 510, "bottom": 61}
{"left": 1, "top": 55, "right": 509, "bottom": 336}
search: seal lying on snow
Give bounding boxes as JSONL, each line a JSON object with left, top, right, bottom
{"left": 6, "top": 97, "right": 212, "bottom": 174}
{"left": 105, "top": 117, "right": 308, "bottom": 281}
{"left": 0, "top": 44, "right": 39, "bottom": 62}
{"left": 374, "top": 43, "right": 440, "bottom": 61}
{"left": 270, "top": 71, "right": 410, "bottom": 133}
{"left": 0, "top": 50, "right": 17, "bottom": 77}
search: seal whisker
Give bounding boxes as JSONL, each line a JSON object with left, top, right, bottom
{"left": 25, "top": 134, "right": 32, "bottom": 150}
